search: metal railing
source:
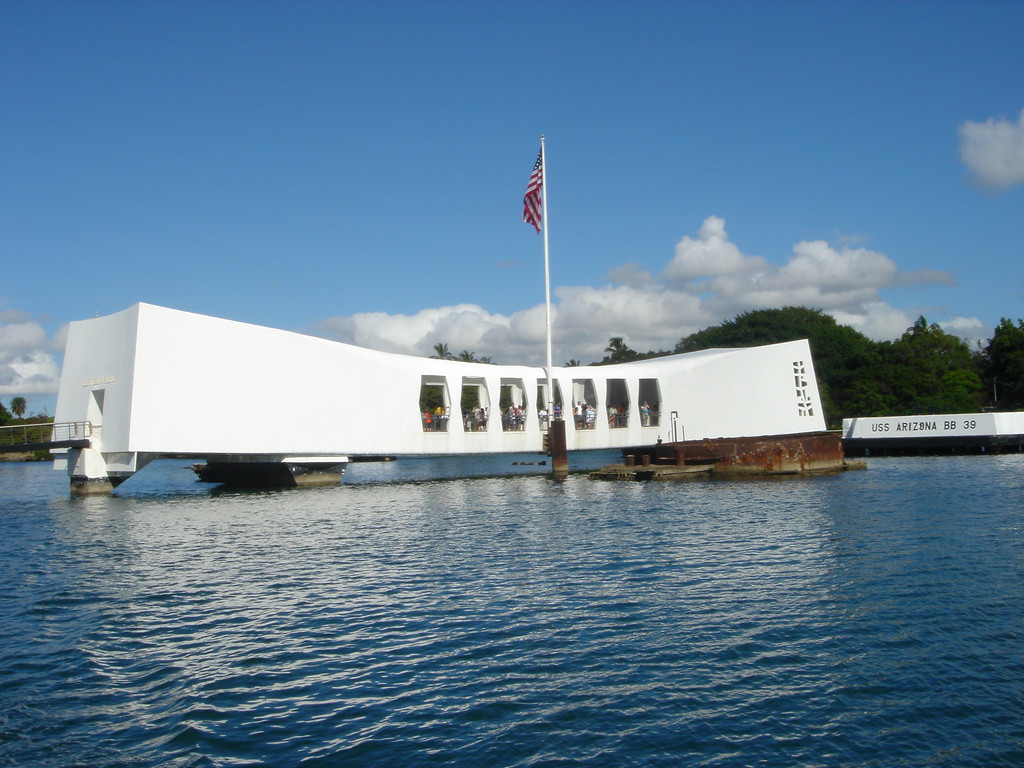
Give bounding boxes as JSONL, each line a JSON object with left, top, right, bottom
{"left": 0, "top": 421, "right": 93, "bottom": 450}
{"left": 421, "top": 409, "right": 663, "bottom": 434}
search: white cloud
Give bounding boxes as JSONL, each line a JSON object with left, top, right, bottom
{"left": 958, "top": 108, "right": 1024, "bottom": 190}
{"left": 0, "top": 318, "right": 63, "bottom": 397}
{"left": 940, "top": 315, "right": 986, "bottom": 345}
{"left": 0, "top": 331, "right": 62, "bottom": 399}
{"left": 779, "top": 240, "right": 898, "bottom": 292}
{"left": 663, "top": 215, "right": 769, "bottom": 283}
{"left": 554, "top": 284, "right": 706, "bottom": 360}
{"left": 310, "top": 216, "right": 977, "bottom": 363}
{"left": 0, "top": 321, "right": 47, "bottom": 353}
{"left": 314, "top": 303, "right": 573, "bottom": 364}
{"left": 314, "top": 304, "right": 510, "bottom": 355}
{"left": 0, "top": 351, "right": 61, "bottom": 395}
{"left": 830, "top": 303, "right": 915, "bottom": 341}
{"left": 668, "top": 223, "right": 955, "bottom": 326}
{"left": 678, "top": 237, "right": 945, "bottom": 325}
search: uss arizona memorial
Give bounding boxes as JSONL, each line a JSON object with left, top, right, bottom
{"left": 53, "top": 303, "right": 828, "bottom": 492}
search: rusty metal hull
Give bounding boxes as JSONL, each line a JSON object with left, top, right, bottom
{"left": 604, "top": 431, "right": 849, "bottom": 479}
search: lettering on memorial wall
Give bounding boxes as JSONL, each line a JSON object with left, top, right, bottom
{"left": 793, "top": 361, "right": 814, "bottom": 417}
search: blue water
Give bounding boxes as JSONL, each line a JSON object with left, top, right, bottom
{"left": 2, "top": 454, "right": 1023, "bottom": 767}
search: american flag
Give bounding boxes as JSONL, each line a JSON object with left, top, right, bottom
{"left": 523, "top": 149, "right": 543, "bottom": 233}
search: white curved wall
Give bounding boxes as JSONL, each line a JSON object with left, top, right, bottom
{"left": 55, "top": 303, "right": 826, "bottom": 459}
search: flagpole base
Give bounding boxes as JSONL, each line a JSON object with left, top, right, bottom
{"left": 549, "top": 419, "right": 568, "bottom": 479}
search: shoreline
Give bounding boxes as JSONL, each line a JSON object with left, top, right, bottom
{"left": 0, "top": 452, "right": 50, "bottom": 463}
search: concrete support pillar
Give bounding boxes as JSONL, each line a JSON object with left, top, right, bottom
{"left": 66, "top": 447, "right": 115, "bottom": 495}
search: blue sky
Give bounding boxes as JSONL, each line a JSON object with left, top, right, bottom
{"left": 3, "top": 0, "right": 1023, "bottom": 416}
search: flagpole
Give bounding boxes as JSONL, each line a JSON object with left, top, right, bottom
{"left": 540, "top": 136, "right": 553, "bottom": 413}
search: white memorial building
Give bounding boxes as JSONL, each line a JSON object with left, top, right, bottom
{"left": 54, "top": 303, "right": 826, "bottom": 491}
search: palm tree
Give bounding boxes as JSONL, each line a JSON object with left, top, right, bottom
{"left": 431, "top": 343, "right": 453, "bottom": 360}
{"left": 605, "top": 337, "right": 627, "bottom": 356}
{"left": 457, "top": 350, "right": 476, "bottom": 362}
{"left": 566, "top": 359, "right": 581, "bottom": 367}
{"left": 9, "top": 397, "right": 27, "bottom": 419}
{"left": 603, "top": 337, "right": 639, "bottom": 364}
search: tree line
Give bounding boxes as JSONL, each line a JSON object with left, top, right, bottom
{"left": 595, "top": 307, "right": 1024, "bottom": 428}
{"left": 1, "top": 396, "right": 56, "bottom": 428}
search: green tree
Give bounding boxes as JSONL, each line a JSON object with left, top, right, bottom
{"left": 674, "top": 307, "right": 878, "bottom": 426}
{"left": 9, "top": 397, "right": 27, "bottom": 419}
{"left": 460, "top": 386, "right": 481, "bottom": 414}
{"left": 983, "top": 317, "right": 1024, "bottom": 410}
{"left": 603, "top": 337, "right": 635, "bottom": 363}
{"left": 451, "top": 349, "right": 493, "bottom": 364}
{"left": 596, "top": 337, "right": 668, "bottom": 365}
{"left": 431, "top": 343, "right": 454, "bottom": 360}
{"left": 844, "top": 379, "right": 896, "bottom": 418}
{"left": 418, "top": 384, "right": 445, "bottom": 413}
{"left": 0, "top": 401, "right": 10, "bottom": 426}
{"left": 673, "top": 307, "right": 990, "bottom": 422}
{"left": 875, "top": 316, "right": 982, "bottom": 414}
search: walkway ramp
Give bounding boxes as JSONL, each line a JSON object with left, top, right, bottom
{"left": 0, "top": 422, "right": 92, "bottom": 454}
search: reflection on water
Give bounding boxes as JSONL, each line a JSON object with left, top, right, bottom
{"left": 2, "top": 454, "right": 1023, "bottom": 767}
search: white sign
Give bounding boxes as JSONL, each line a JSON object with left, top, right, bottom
{"left": 843, "top": 413, "right": 997, "bottom": 439}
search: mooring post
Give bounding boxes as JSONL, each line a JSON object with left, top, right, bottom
{"left": 549, "top": 419, "right": 568, "bottom": 479}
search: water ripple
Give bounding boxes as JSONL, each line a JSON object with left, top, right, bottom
{"left": 2, "top": 456, "right": 1023, "bottom": 766}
